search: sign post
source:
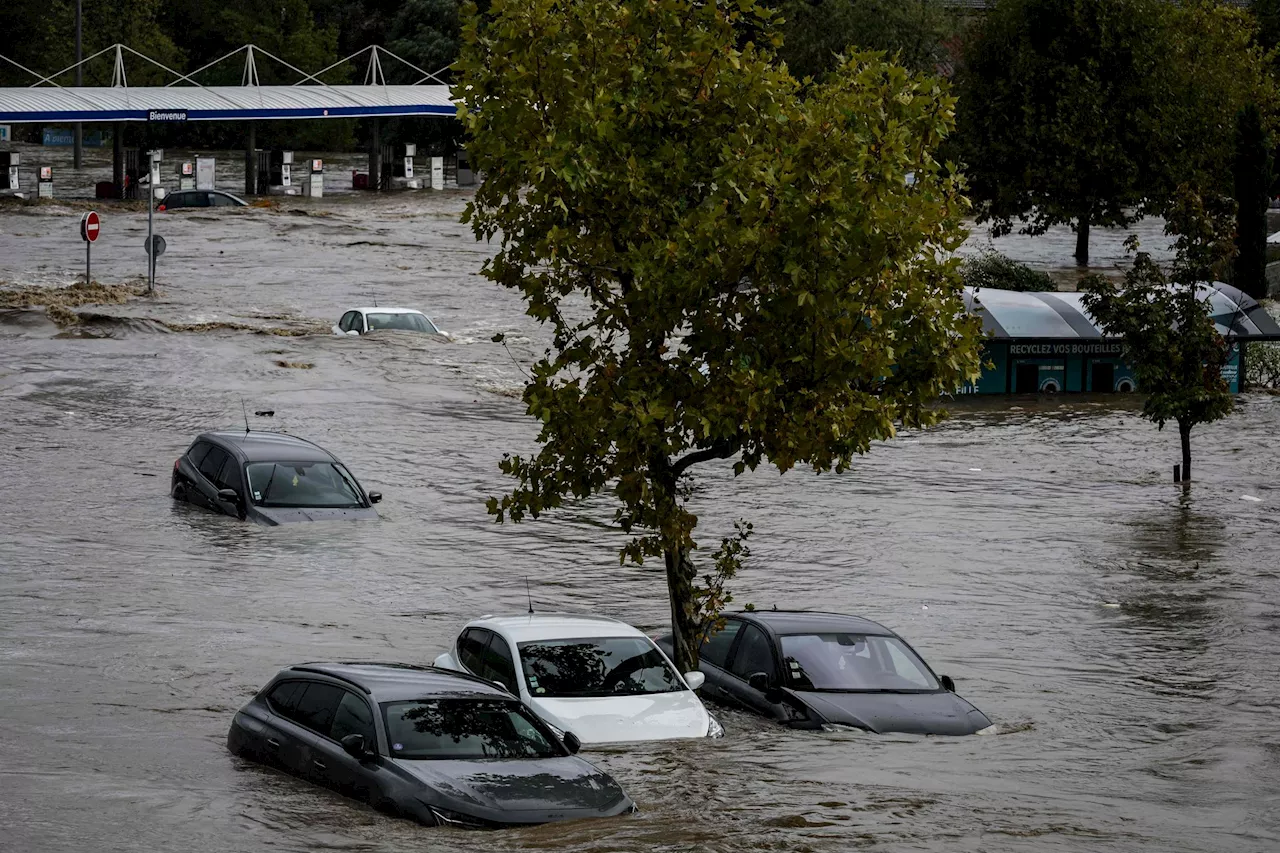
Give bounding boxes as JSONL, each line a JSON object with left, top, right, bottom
{"left": 79, "top": 210, "right": 100, "bottom": 284}
{"left": 146, "top": 149, "right": 162, "bottom": 293}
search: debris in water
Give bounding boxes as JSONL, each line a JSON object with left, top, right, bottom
{"left": 274, "top": 360, "right": 314, "bottom": 369}
{"left": 969, "top": 467, "right": 982, "bottom": 472}
{"left": 1101, "top": 603, "right": 1121, "bottom": 608}
{"left": 1241, "top": 494, "right": 1262, "bottom": 502}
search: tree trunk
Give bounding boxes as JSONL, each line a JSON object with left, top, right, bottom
{"left": 1179, "top": 419, "right": 1192, "bottom": 484}
{"left": 1074, "top": 210, "right": 1091, "bottom": 266}
{"left": 664, "top": 545, "right": 699, "bottom": 674}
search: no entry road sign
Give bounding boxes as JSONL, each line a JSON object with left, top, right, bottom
{"left": 79, "top": 210, "right": 100, "bottom": 285}
{"left": 80, "top": 210, "right": 100, "bottom": 243}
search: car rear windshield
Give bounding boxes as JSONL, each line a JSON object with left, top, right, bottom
{"left": 381, "top": 699, "right": 560, "bottom": 760}
{"left": 245, "top": 461, "right": 364, "bottom": 508}
{"left": 779, "top": 633, "right": 940, "bottom": 692}
{"left": 365, "top": 312, "right": 438, "bottom": 333}
{"left": 517, "top": 637, "right": 683, "bottom": 698}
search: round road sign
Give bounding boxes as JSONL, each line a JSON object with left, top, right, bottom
{"left": 80, "top": 211, "right": 100, "bottom": 243}
{"left": 144, "top": 234, "right": 167, "bottom": 257}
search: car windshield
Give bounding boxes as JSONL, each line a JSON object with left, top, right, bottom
{"left": 245, "top": 461, "right": 364, "bottom": 508}
{"left": 365, "top": 312, "right": 438, "bottom": 333}
{"left": 780, "top": 633, "right": 940, "bottom": 692}
{"left": 517, "top": 637, "right": 683, "bottom": 698}
{"left": 381, "top": 698, "right": 561, "bottom": 760}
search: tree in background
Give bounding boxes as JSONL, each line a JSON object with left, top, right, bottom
{"left": 1081, "top": 190, "right": 1236, "bottom": 484}
{"left": 957, "top": 0, "right": 1274, "bottom": 269}
{"left": 1150, "top": 1, "right": 1276, "bottom": 204}
{"left": 955, "top": 0, "right": 1164, "bottom": 267}
{"left": 1233, "top": 104, "right": 1272, "bottom": 301}
{"left": 776, "top": 0, "right": 958, "bottom": 80}
{"left": 458, "top": 0, "right": 982, "bottom": 670}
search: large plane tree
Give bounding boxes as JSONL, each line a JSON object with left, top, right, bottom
{"left": 458, "top": 0, "right": 983, "bottom": 670}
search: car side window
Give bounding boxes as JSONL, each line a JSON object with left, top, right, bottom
{"left": 198, "top": 445, "right": 229, "bottom": 484}
{"left": 339, "top": 311, "right": 358, "bottom": 332}
{"left": 480, "top": 634, "right": 518, "bottom": 693}
{"left": 291, "top": 682, "right": 345, "bottom": 734}
{"left": 210, "top": 193, "right": 237, "bottom": 207}
{"left": 458, "top": 628, "right": 489, "bottom": 673}
{"left": 266, "top": 680, "right": 305, "bottom": 717}
{"left": 186, "top": 440, "right": 213, "bottom": 468}
{"left": 730, "top": 625, "right": 776, "bottom": 682}
{"left": 329, "top": 690, "right": 377, "bottom": 745}
{"left": 218, "top": 458, "right": 244, "bottom": 494}
{"left": 700, "top": 619, "right": 743, "bottom": 669}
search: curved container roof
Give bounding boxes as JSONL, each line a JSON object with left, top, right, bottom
{"left": 966, "top": 283, "right": 1280, "bottom": 342}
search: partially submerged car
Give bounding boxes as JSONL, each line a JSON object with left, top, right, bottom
{"left": 227, "top": 662, "right": 635, "bottom": 827}
{"left": 658, "top": 610, "right": 992, "bottom": 735}
{"left": 434, "top": 614, "right": 723, "bottom": 744}
{"left": 333, "top": 307, "right": 449, "bottom": 338}
{"left": 171, "top": 431, "right": 381, "bottom": 524}
{"left": 157, "top": 189, "right": 249, "bottom": 211}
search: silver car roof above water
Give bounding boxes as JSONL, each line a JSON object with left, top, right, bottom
{"left": 282, "top": 662, "right": 512, "bottom": 703}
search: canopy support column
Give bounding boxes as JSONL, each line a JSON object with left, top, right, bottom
{"left": 112, "top": 123, "right": 123, "bottom": 198}
{"left": 370, "top": 118, "right": 381, "bottom": 191}
{"left": 245, "top": 121, "right": 256, "bottom": 196}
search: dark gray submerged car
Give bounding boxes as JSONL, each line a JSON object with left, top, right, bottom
{"left": 659, "top": 611, "right": 993, "bottom": 736}
{"left": 227, "top": 662, "right": 636, "bottom": 828}
{"left": 171, "top": 431, "right": 381, "bottom": 524}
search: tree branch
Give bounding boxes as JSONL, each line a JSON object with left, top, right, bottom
{"left": 671, "top": 438, "right": 741, "bottom": 477}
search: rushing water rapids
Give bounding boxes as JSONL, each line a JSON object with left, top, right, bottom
{"left": 2, "top": 160, "right": 1278, "bottom": 852}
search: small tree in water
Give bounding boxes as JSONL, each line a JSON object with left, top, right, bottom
{"left": 457, "top": 0, "right": 983, "bottom": 670}
{"left": 1081, "top": 190, "right": 1236, "bottom": 484}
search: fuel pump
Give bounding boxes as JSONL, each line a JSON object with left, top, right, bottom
{"left": 0, "top": 151, "right": 20, "bottom": 192}
{"left": 179, "top": 161, "right": 195, "bottom": 191}
{"left": 303, "top": 158, "right": 324, "bottom": 198}
{"left": 37, "top": 165, "right": 53, "bottom": 199}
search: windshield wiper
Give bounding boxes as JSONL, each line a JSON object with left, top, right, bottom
{"left": 260, "top": 463, "right": 279, "bottom": 503}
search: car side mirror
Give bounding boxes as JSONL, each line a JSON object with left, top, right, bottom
{"left": 368, "top": 491, "right": 382, "bottom": 504}
{"left": 940, "top": 675, "right": 955, "bottom": 692}
{"left": 217, "top": 488, "right": 239, "bottom": 503}
{"left": 341, "top": 733, "right": 370, "bottom": 758}
{"left": 346, "top": 329, "right": 360, "bottom": 336}
{"left": 562, "top": 731, "right": 581, "bottom": 755}
{"left": 684, "top": 671, "right": 705, "bottom": 691}
{"left": 747, "top": 671, "right": 771, "bottom": 692}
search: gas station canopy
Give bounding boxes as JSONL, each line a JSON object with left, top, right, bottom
{"left": 0, "top": 85, "right": 455, "bottom": 123}
{"left": 0, "top": 43, "right": 458, "bottom": 124}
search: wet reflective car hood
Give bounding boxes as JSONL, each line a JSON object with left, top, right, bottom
{"left": 391, "top": 756, "right": 628, "bottom": 817}
{"left": 529, "top": 692, "right": 709, "bottom": 743}
{"left": 249, "top": 505, "right": 380, "bottom": 525}
{"left": 791, "top": 689, "right": 991, "bottom": 735}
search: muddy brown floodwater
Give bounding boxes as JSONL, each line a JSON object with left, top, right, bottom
{"left": 1, "top": 179, "right": 1278, "bottom": 853}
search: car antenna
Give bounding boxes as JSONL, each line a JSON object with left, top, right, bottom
{"left": 241, "top": 398, "right": 250, "bottom": 435}
{"left": 526, "top": 577, "right": 534, "bottom": 614}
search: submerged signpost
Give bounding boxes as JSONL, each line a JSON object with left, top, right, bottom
{"left": 145, "top": 149, "right": 163, "bottom": 294}
{"left": 79, "top": 210, "right": 99, "bottom": 284}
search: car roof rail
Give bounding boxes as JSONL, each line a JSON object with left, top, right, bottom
{"left": 289, "top": 664, "right": 374, "bottom": 694}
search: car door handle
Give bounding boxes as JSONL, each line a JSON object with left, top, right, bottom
{"left": 266, "top": 738, "right": 280, "bottom": 749}
{"left": 313, "top": 759, "right": 327, "bottom": 770}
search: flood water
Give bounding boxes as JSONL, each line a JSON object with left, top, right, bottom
{"left": 2, "top": 159, "right": 1278, "bottom": 852}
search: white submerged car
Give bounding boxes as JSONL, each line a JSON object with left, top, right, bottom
{"left": 333, "top": 306, "right": 449, "bottom": 338}
{"left": 433, "top": 614, "right": 723, "bottom": 744}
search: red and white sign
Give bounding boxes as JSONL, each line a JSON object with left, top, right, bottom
{"left": 80, "top": 211, "right": 101, "bottom": 243}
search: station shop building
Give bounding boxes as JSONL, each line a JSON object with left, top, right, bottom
{"left": 960, "top": 283, "right": 1280, "bottom": 395}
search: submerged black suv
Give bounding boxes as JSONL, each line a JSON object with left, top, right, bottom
{"left": 171, "top": 431, "right": 381, "bottom": 524}
{"left": 659, "top": 610, "right": 992, "bottom": 735}
{"left": 227, "top": 662, "right": 635, "bottom": 827}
